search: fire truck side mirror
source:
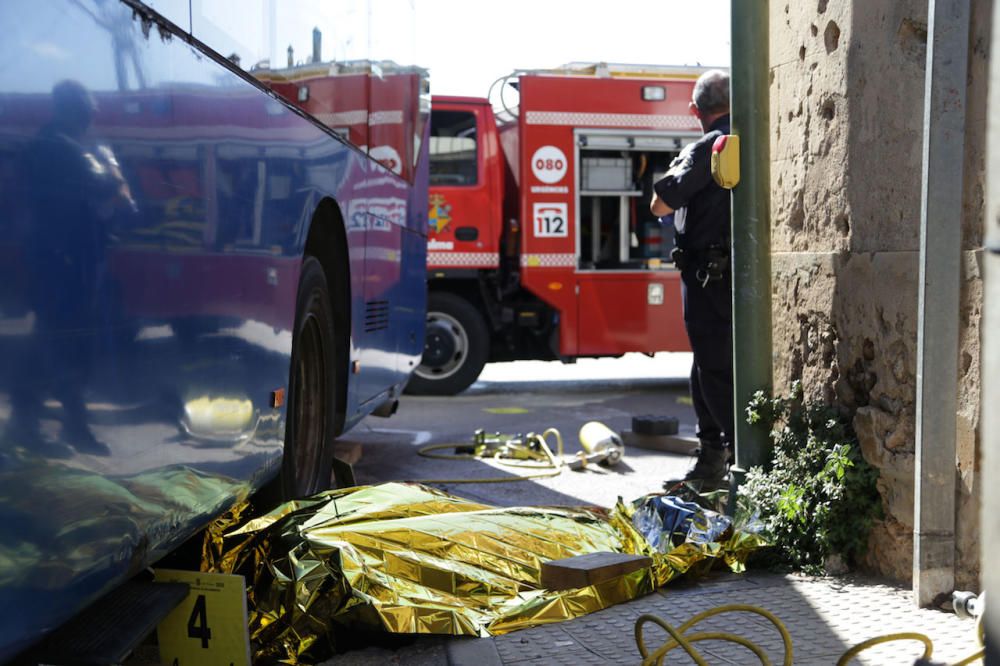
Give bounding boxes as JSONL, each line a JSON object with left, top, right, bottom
{"left": 711, "top": 134, "right": 740, "bottom": 189}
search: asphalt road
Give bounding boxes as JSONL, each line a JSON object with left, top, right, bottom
{"left": 347, "top": 352, "right": 698, "bottom": 510}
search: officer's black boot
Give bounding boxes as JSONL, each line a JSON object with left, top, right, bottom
{"left": 683, "top": 440, "right": 731, "bottom": 484}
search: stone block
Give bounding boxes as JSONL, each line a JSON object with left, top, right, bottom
{"left": 541, "top": 552, "right": 652, "bottom": 591}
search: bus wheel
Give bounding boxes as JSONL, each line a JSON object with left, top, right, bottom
{"left": 407, "top": 292, "right": 488, "bottom": 396}
{"left": 272, "top": 256, "right": 338, "bottom": 501}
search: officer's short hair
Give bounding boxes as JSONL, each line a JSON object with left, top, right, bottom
{"left": 692, "top": 70, "right": 730, "bottom": 115}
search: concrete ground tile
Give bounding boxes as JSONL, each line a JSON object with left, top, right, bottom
{"left": 626, "top": 594, "right": 681, "bottom": 611}
{"left": 633, "top": 642, "right": 716, "bottom": 666}
{"left": 656, "top": 650, "right": 730, "bottom": 666}
{"left": 562, "top": 615, "right": 645, "bottom": 658}
{"left": 685, "top": 639, "right": 765, "bottom": 664}
{"left": 668, "top": 573, "right": 763, "bottom": 594}
{"left": 495, "top": 636, "right": 565, "bottom": 663}
{"left": 647, "top": 597, "right": 724, "bottom": 617}
{"left": 793, "top": 655, "right": 848, "bottom": 666}
{"left": 785, "top": 579, "right": 980, "bottom": 664}
{"left": 852, "top": 642, "right": 936, "bottom": 666}
{"left": 493, "top": 624, "right": 609, "bottom": 665}
{"left": 541, "top": 650, "right": 584, "bottom": 665}
{"left": 561, "top": 633, "right": 630, "bottom": 660}
{"left": 785, "top": 628, "right": 852, "bottom": 653}
{"left": 494, "top": 648, "right": 558, "bottom": 664}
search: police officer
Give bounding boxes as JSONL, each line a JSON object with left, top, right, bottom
{"left": 650, "top": 69, "right": 733, "bottom": 484}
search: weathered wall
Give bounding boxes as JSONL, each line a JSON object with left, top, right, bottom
{"left": 768, "top": 0, "right": 987, "bottom": 587}
{"left": 770, "top": 0, "right": 850, "bottom": 411}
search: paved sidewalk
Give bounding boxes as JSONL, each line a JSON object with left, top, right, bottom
{"left": 327, "top": 572, "right": 981, "bottom": 665}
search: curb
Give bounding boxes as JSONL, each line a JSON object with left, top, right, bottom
{"left": 446, "top": 637, "right": 502, "bottom": 666}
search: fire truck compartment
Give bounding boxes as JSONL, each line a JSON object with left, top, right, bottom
{"left": 581, "top": 157, "right": 633, "bottom": 191}
{"left": 577, "top": 138, "right": 688, "bottom": 271}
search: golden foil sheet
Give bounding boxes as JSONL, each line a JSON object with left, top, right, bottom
{"left": 206, "top": 482, "right": 765, "bottom": 663}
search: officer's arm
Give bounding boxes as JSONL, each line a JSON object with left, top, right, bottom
{"left": 651, "top": 138, "right": 714, "bottom": 212}
{"left": 650, "top": 191, "right": 674, "bottom": 216}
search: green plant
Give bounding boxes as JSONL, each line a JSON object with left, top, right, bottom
{"left": 740, "top": 381, "right": 882, "bottom": 574}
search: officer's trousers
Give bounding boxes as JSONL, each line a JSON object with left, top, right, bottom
{"left": 680, "top": 273, "right": 734, "bottom": 445}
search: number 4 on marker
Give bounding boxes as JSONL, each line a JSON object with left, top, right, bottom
{"left": 155, "top": 568, "right": 250, "bottom": 666}
{"left": 187, "top": 594, "right": 212, "bottom": 648}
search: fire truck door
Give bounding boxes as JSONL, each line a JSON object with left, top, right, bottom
{"left": 574, "top": 187, "right": 687, "bottom": 356}
{"left": 426, "top": 105, "right": 500, "bottom": 266}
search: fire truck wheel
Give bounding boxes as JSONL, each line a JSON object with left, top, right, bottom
{"left": 262, "top": 256, "right": 337, "bottom": 504}
{"left": 407, "top": 292, "right": 489, "bottom": 396}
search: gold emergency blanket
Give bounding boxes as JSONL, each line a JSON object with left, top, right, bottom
{"left": 205, "top": 482, "right": 763, "bottom": 663}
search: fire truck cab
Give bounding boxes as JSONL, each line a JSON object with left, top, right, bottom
{"left": 409, "top": 64, "right": 708, "bottom": 395}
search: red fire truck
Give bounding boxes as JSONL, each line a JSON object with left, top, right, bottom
{"left": 408, "top": 63, "right": 708, "bottom": 395}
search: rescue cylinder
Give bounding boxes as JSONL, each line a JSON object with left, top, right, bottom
{"left": 578, "top": 421, "right": 624, "bottom": 466}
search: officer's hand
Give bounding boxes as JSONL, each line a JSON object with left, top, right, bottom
{"left": 669, "top": 246, "right": 687, "bottom": 270}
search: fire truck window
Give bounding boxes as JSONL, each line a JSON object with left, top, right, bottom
{"left": 429, "top": 110, "right": 477, "bottom": 186}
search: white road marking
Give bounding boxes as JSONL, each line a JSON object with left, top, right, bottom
{"left": 370, "top": 428, "right": 432, "bottom": 446}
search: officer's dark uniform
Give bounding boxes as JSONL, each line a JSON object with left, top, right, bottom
{"left": 653, "top": 114, "right": 733, "bottom": 469}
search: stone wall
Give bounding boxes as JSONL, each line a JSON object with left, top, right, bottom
{"left": 768, "top": 0, "right": 987, "bottom": 587}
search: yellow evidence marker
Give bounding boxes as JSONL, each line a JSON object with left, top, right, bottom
{"left": 154, "top": 569, "right": 251, "bottom": 666}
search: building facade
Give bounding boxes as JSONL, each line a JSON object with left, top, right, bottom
{"left": 768, "top": 0, "right": 988, "bottom": 587}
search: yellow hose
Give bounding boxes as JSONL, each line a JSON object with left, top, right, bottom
{"left": 409, "top": 428, "right": 568, "bottom": 484}
{"left": 835, "top": 632, "right": 933, "bottom": 665}
{"left": 634, "top": 604, "right": 793, "bottom": 666}
{"left": 634, "top": 604, "right": 983, "bottom": 666}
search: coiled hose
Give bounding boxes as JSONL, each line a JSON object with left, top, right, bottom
{"left": 634, "top": 603, "right": 984, "bottom": 665}
{"left": 409, "top": 428, "right": 567, "bottom": 484}
{"left": 634, "top": 604, "right": 793, "bottom": 666}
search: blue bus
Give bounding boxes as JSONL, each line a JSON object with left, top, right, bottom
{"left": 0, "top": 0, "right": 429, "bottom": 659}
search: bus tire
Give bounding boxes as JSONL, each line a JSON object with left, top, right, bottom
{"left": 406, "top": 292, "right": 488, "bottom": 396}
{"left": 265, "top": 256, "right": 338, "bottom": 503}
